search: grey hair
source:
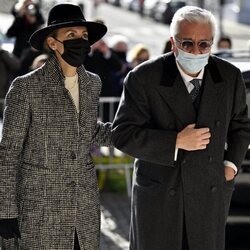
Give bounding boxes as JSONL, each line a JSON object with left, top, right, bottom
{"left": 170, "top": 6, "right": 217, "bottom": 38}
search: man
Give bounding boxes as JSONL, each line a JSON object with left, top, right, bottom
{"left": 112, "top": 6, "right": 250, "bottom": 250}
{"left": 215, "top": 36, "right": 233, "bottom": 58}
{"left": 0, "top": 3, "right": 111, "bottom": 250}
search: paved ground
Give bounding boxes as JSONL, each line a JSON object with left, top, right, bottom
{"left": 100, "top": 192, "right": 131, "bottom": 250}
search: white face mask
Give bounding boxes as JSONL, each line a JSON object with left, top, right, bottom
{"left": 176, "top": 48, "right": 210, "bottom": 74}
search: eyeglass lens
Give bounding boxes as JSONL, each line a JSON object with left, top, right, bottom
{"left": 181, "top": 40, "right": 211, "bottom": 52}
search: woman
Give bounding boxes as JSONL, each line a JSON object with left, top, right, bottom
{"left": 0, "top": 3, "right": 112, "bottom": 249}
{"left": 128, "top": 43, "right": 150, "bottom": 68}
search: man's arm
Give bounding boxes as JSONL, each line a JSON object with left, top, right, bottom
{"left": 112, "top": 71, "right": 177, "bottom": 166}
{"left": 224, "top": 69, "right": 250, "bottom": 168}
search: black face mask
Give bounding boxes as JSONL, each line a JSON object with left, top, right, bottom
{"left": 54, "top": 38, "right": 90, "bottom": 67}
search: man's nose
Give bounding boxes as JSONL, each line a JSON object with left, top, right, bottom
{"left": 191, "top": 43, "right": 201, "bottom": 55}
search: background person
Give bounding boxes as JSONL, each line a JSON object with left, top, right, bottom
{"left": 163, "top": 39, "right": 172, "bottom": 54}
{"left": 217, "top": 36, "right": 232, "bottom": 50}
{"left": 0, "top": 43, "right": 20, "bottom": 119}
{"left": 84, "top": 19, "right": 123, "bottom": 122}
{"left": 112, "top": 6, "right": 250, "bottom": 250}
{"left": 215, "top": 35, "right": 233, "bottom": 58}
{"left": 6, "top": 0, "right": 44, "bottom": 58}
{"left": 109, "top": 34, "right": 132, "bottom": 97}
{"left": 128, "top": 43, "right": 150, "bottom": 68}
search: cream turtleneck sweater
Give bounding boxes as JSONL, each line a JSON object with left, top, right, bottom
{"left": 64, "top": 74, "right": 79, "bottom": 113}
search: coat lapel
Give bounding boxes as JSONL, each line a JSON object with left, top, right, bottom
{"left": 196, "top": 57, "right": 226, "bottom": 127}
{"left": 156, "top": 54, "right": 226, "bottom": 128}
{"left": 42, "top": 55, "right": 67, "bottom": 108}
{"left": 77, "top": 66, "right": 93, "bottom": 141}
{"left": 42, "top": 56, "right": 94, "bottom": 140}
{"left": 157, "top": 53, "right": 196, "bottom": 127}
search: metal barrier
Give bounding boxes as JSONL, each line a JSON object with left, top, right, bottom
{"left": 98, "top": 96, "right": 120, "bottom": 122}
{"left": 97, "top": 96, "right": 133, "bottom": 197}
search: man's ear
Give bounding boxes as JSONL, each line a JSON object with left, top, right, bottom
{"left": 170, "top": 37, "right": 176, "bottom": 52}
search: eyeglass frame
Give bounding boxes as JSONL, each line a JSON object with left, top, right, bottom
{"left": 175, "top": 37, "right": 213, "bottom": 53}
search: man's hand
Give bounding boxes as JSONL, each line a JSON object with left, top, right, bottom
{"left": 176, "top": 124, "right": 211, "bottom": 151}
{"left": 0, "top": 218, "right": 21, "bottom": 239}
{"left": 225, "top": 166, "right": 235, "bottom": 181}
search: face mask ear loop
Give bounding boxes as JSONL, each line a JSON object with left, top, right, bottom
{"left": 52, "top": 37, "right": 63, "bottom": 44}
{"left": 52, "top": 37, "right": 64, "bottom": 56}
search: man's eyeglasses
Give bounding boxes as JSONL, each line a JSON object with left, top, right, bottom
{"left": 175, "top": 38, "right": 213, "bottom": 53}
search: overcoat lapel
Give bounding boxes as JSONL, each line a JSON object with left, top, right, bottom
{"left": 42, "top": 56, "right": 94, "bottom": 142}
{"left": 42, "top": 55, "right": 67, "bottom": 110}
{"left": 77, "top": 66, "right": 93, "bottom": 141}
{"left": 196, "top": 63, "right": 225, "bottom": 128}
{"left": 157, "top": 54, "right": 225, "bottom": 128}
{"left": 157, "top": 53, "right": 196, "bottom": 127}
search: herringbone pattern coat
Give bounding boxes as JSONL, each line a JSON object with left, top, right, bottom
{"left": 0, "top": 55, "right": 112, "bottom": 249}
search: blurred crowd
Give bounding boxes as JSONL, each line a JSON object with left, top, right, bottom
{"left": 0, "top": 0, "right": 45, "bottom": 117}
{"left": 0, "top": 0, "right": 152, "bottom": 121}
{"left": 0, "top": 0, "right": 236, "bottom": 121}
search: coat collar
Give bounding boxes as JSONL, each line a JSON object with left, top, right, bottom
{"left": 42, "top": 53, "right": 94, "bottom": 105}
{"left": 43, "top": 54, "right": 65, "bottom": 87}
{"left": 159, "top": 53, "right": 223, "bottom": 87}
{"left": 42, "top": 54, "right": 94, "bottom": 141}
{"left": 43, "top": 54, "right": 92, "bottom": 89}
{"left": 157, "top": 53, "right": 225, "bottom": 127}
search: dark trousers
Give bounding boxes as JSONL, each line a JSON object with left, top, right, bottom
{"left": 74, "top": 230, "right": 81, "bottom": 250}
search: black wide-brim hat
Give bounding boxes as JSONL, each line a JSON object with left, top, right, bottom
{"left": 29, "top": 3, "right": 107, "bottom": 51}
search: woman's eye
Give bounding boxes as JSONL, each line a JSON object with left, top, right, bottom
{"left": 68, "top": 33, "right": 75, "bottom": 38}
{"left": 82, "top": 34, "right": 88, "bottom": 40}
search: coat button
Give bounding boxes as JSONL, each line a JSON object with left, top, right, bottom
{"left": 67, "top": 181, "right": 76, "bottom": 188}
{"left": 215, "top": 121, "right": 220, "bottom": 127}
{"left": 209, "top": 156, "right": 213, "bottom": 163}
{"left": 169, "top": 188, "right": 176, "bottom": 196}
{"left": 71, "top": 151, "right": 76, "bottom": 160}
{"left": 210, "top": 186, "right": 217, "bottom": 193}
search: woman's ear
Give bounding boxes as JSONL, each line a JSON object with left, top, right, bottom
{"left": 46, "top": 37, "right": 57, "bottom": 51}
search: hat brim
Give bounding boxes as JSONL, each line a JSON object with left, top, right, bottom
{"left": 29, "top": 20, "right": 107, "bottom": 51}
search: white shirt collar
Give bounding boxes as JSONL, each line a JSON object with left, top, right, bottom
{"left": 175, "top": 60, "right": 205, "bottom": 93}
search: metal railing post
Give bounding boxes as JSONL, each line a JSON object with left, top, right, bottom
{"left": 97, "top": 97, "right": 133, "bottom": 197}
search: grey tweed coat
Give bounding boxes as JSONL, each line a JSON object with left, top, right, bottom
{"left": 0, "top": 54, "right": 112, "bottom": 249}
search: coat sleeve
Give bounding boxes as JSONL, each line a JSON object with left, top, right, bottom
{"left": 0, "top": 77, "right": 30, "bottom": 218}
{"left": 91, "top": 121, "right": 112, "bottom": 147}
{"left": 225, "top": 69, "right": 250, "bottom": 168}
{"left": 112, "top": 70, "right": 177, "bottom": 166}
{"left": 89, "top": 72, "right": 113, "bottom": 147}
